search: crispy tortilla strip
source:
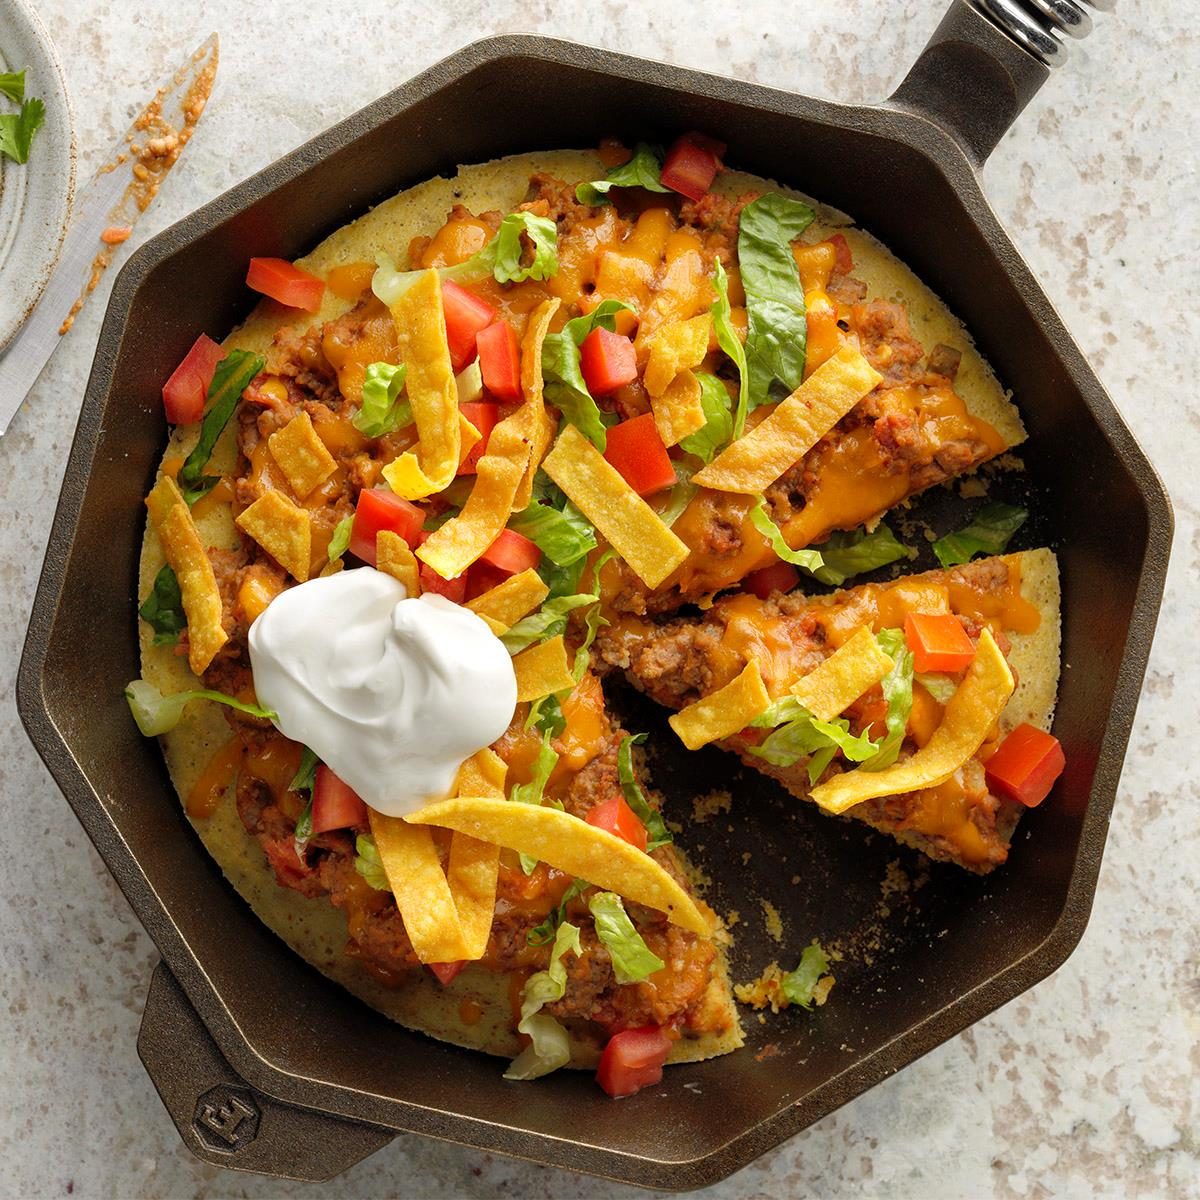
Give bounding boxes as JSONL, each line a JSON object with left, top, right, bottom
{"left": 454, "top": 747, "right": 508, "bottom": 799}
{"left": 145, "top": 476, "right": 227, "bottom": 675}
{"left": 368, "top": 812, "right": 474, "bottom": 963}
{"left": 465, "top": 568, "right": 549, "bottom": 629}
{"left": 376, "top": 530, "right": 421, "bottom": 595}
{"left": 644, "top": 314, "right": 711, "bottom": 398}
{"left": 693, "top": 346, "right": 882, "bottom": 493}
{"left": 235, "top": 490, "right": 313, "bottom": 582}
{"left": 417, "top": 301, "right": 559, "bottom": 578}
{"left": 810, "top": 628, "right": 1014, "bottom": 815}
{"left": 477, "top": 613, "right": 507, "bottom": 637}
{"left": 669, "top": 660, "right": 770, "bottom": 750}
{"left": 446, "top": 832, "right": 500, "bottom": 960}
{"left": 406, "top": 798, "right": 711, "bottom": 936}
{"left": 652, "top": 370, "right": 707, "bottom": 448}
{"left": 512, "top": 635, "right": 576, "bottom": 702}
{"left": 543, "top": 424, "right": 688, "bottom": 589}
{"left": 515, "top": 299, "right": 560, "bottom": 510}
{"left": 380, "top": 270, "right": 460, "bottom": 499}
{"left": 791, "top": 627, "right": 894, "bottom": 722}
{"left": 267, "top": 411, "right": 337, "bottom": 499}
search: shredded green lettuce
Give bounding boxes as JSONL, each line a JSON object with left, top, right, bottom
{"left": 290, "top": 746, "right": 319, "bottom": 794}
{"left": 915, "top": 671, "right": 958, "bottom": 705}
{"left": 809, "top": 523, "right": 910, "bottom": 586}
{"left": 510, "top": 731, "right": 560, "bottom": 873}
{"left": 588, "top": 892, "right": 665, "bottom": 984}
{"left": 617, "top": 734, "right": 672, "bottom": 851}
{"left": 748, "top": 497, "right": 826, "bottom": 575}
{"left": 509, "top": 495, "right": 597, "bottom": 569}
{"left": 352, "top": 361, "right": 410, "bottom": 437}
{"left": 354, "top": 834, "right": 389, "bottom": 890}
{"left": 124, "top": 679, "right": 276, "bottom": 738}
{"left": 504, "top": 921, "right": 582, "bottom": 1080}
{"left": 138, "top": 565, "right": 185, "bottom": 646}
{"left": 527, "top": 878, "right": 590, "bottom": 947}
{"left": 501, "top": 593, "right": 597, "bottom": 655}
{"left": 712, "top": 259, "right": 751, "bottom": 439}
{"left": 177, "top": 350, "right": 266, "bottom": 503}
{"left": 541, "top": 300, "right": 634, "bottom": 450}
{"left": 0, "top": 95, "right": 44, "bottom": 164}
{"left": 748, "top": 698, "right": 879, "bottom": 784}
{"left": 738, "top": 193, "right": 816, "bottom": 408}
{"left": 327, "top": 515, "right": 354, "bottom": 563}
{"left": 658, "top": 464, "right": 698, "bottom": 528}
{"left": 933, "top": 503, "right": 1028, "bottom": 568}
{"left": 679, "top": 373, "right": 734, "bottom": 463}
{"left": 575, "top": 143, "right": 670, "bottom": 205}
{"left": 861, "top": 628, "right": 914, "bottom": 772}
{"left": 526, "top": 693, "right": 566, "bottom": 738}
{"left": 779, "top": 942, "right": 831, "bottom": 1009}
{"left": 372, "top": 212, "right": 559, "bottom": 305}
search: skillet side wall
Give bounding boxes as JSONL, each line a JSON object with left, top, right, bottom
{"left": 20, "top": 40, "right": 1167, "bottom": 1189}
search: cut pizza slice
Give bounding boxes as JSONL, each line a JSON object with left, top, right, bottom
{"left": 598, "top": 551, "right": 1061, "bottom": 873}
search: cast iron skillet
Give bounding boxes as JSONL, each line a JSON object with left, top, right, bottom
{"left": 18, "top": 0, "right": 1172, "bottom": 1188}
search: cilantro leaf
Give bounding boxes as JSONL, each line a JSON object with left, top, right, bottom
{"left": 0, "top": 96, "right": 44, "bottom": 164}
{"left": 0, "top": 70, "right": 26, "bottom": 103}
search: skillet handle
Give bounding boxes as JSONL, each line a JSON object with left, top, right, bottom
{"left": 889, "top": 0, "right": 1111, "bottom": 166}
{"left": 137, "top": 961, "right": 396, "bottom": 1182}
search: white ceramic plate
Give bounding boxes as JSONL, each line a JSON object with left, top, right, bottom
{"left": 0, "top": 0, "right": 75, "bottom": 352}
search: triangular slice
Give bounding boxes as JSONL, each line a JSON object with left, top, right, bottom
{"left": 599, "top": 551, "right": 1060, "bottom": 873}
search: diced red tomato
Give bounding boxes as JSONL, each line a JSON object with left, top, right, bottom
{"left": 985, "top": 724, "right": 1065, "bottom": 808}
{"left": 442, "top": 281, "right": 497, "bottom": 372}
{"left": 419, "top": 561, "right": 468, "bottom": 603}
{"left": 828, "top": 233, "right": 853, "bottom": 274}
{"left": 904, "top": 612, "right": 977, "bottom": 674}
{"left": 580, "top": 327, "right": 638, "bottom": 395}
{"left": 428, "top": 961, "right": 467, "bottom": 986}
{"left": 660, "top": 134, "right": 724, "bottom": 202}
{"left": 310, "top": 765, "right": 369, "bottom": 834}
{"left": 746, "top": 561, "right": 800, "bottom": 600}
{"left": 466, "top": 560, "right": 509, "bottom": 600}
{"left": 262, "top": 836, "right": 312, "bottom": 890}
{"left": 479, "top": 528, "right": 541, "bottom": 578}
{"left": 458, "top": 400, "right": 500, "bottom": 475}
{"left": 603, "top": 413, "right": 677, "bottom": 497}
{"left": 246, "top": 257, "right": 326, "bottom": 312}
{"left": 596, "top": 1026, "right": 673, "bottom": 1098}
{"left": 585, "top": 795, "right": 648, "bottom": 852}
{"left": 161, "top": 333, "right": 224, "bottom": 425}
{"left": 350, "top": 490, "right": 425, "bottom": 566}
{"left": 475, "top": 321, "right": 522, "bottom": 402}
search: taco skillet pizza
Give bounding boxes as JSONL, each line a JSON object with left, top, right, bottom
{"left": 129, "top": 136, "right": 1065, "bottom": 1097}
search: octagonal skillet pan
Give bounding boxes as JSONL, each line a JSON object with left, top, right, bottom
{"left": 18, "top": 0, "right": 1172, "bottom": 1188}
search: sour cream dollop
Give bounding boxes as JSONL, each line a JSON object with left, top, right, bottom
{"left": 248, "top": 567, "right": 517, "bottom": 816}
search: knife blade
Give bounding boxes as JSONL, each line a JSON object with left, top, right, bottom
{"left": 0, "top": 33, "right": 219, "bottom": 437}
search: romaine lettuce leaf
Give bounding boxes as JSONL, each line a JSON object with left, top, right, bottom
{"left": 354, "top": 834, "right": 389, "bottom": 890}
{"left": 809, "top": 523, "right": 910, "bottom": 586}
{"left": 541, "top": 300, "right": 634, "bottom": 450}
{"left": 527, "top": 878, "right": 590, "bottom": 947}
{"left": 373, "top": 212, "right": 560, "bottom": 305}
{"left": 738, "top": 194, "right": 816, "bottom": 408}
{"left": 679, "top": 372, "right": 734, "bottom": 463}
{"left": 352, "top": 361, "right": 410, "bottom": 437}
{"left": 861, "top": 628, "right": 913, "bottom": 771}
{"left": 748, "top": 497, "right": 826, "bottom": 574}
{"left": 748, "top": 698, "right": 879, "bottom": 784}
{"left": 932, "top": 503, "right": 1028, "bottom": 568}
{"left": 915, "top": 671, "right": 958, "bottom": 705}
{"left": 505, "top": 921, "right": 583, "bottom": 1080}
{"left": 712, "top": 259, "right": 751, "bottom": 439}
{"left": 588, "top": 892, "right": 666, "bottom": 984}
{"left": 509, "top": 496, "right": 597, "bottom": 568}
{"left": 658, "top": 464, "right": 698, "bottom": 528}
{"left": 138, "top": 565, "right": 185, "bottom": 646}
{"left": 617, "top": 733, "right": 672, "bottom": 851}
{"left": 501, "top": 593, "right": 597, "bottom": 654}
{"left": 575, "top": 143, "right": 670, "bottom": 205}
{"left": 327, "top": 515, "right": 354, "bottom": 563}
{"left": 124, "top": 679, "right": 276, "bottom": 737}
{"left": 177, "top": 350, "right": 266, "bottom": 504}
{"left": 780, "top": 942, "right": 830, "bottom": 1009}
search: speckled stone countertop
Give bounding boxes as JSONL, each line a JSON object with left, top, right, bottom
{"left": 2, "top": 1, "right": 1196, "bottom": 1196}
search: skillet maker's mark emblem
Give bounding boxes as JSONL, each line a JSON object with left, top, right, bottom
{"left": 192, "top": 1085, "right": 260, "bottom": 1154}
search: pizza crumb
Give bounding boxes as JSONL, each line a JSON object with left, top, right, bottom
{"left": 726, "top": 909, "right": 740, "bottom": 928}
{"left": 734, "top": 961, "right": 836, "bottom": 1014}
